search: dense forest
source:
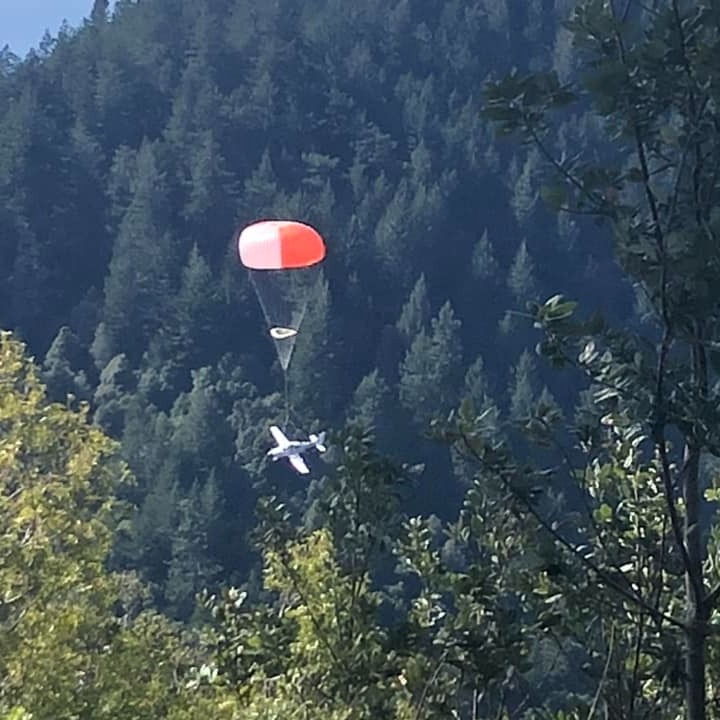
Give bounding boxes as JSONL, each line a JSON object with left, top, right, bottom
{"left": 2, "top": 0, "right": 720, "bottom": 718}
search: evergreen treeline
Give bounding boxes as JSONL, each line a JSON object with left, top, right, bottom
{"left": 3, "top": 0, "right": 720, "bottom": 718}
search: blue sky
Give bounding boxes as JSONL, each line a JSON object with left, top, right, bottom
{"left": 1, "top": 1, "right": 117, "bottom": 57}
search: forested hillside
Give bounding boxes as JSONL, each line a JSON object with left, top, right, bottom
{"left": 0, "top": 0, "right": 629, "bottom": 611}
{"left": 3, "top": 0, "right": 720, "bottom": 718}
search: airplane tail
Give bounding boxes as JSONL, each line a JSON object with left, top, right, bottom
{"left": 310, "top": 431, "right": 327, "bottom": 453}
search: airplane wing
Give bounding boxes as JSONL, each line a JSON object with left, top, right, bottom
{"left": 288, "top": 454, "right": 310, "bottom": 474}
{"left": 269, "top": 425, "right": 290, "bottom": 448}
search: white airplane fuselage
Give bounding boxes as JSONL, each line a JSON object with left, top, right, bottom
{"left": 267, "top": 438, "right": 323, "bottom": 460}
{"left": 267, "top": 425, "right": 326, "bottom": 474}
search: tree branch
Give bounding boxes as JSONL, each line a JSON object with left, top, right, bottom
{"left": 459, "top": 432, "right": 687, "bottom": 632}
{"left": 413, "top": 649, "right": 448, "bottom": 720}
{"left": 606, "top": 0, "right": 706, "bottom": 607}
{"left": 588, "top": 622, "right": 615, "bottom": 720}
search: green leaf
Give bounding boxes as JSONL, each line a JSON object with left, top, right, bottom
{"left": 594, "top": 503, "right": 613, "bottom": 523}
{"left": 704, "top": 488, "right": 720, "bottom": 503}
{"left": 578, "top": 340, "right": 598, "bottom": 364}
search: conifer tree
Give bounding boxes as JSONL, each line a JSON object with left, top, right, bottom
{"left": 174, "top": 244, "right": 226, "bottom": 360}
{"left": 508, "top": 349, "right": 537, "bottom": 422}
{"left": 399, "top": 300, "right": 463, "bottom": 427}
{"left": 93, "top": 353, "right": 134, "bottom": 435}
{"left": 144, "top": 243, "right": 227, "bottom": 398}
{"left": 242, "top": 149, "right": 280, "bottom": 217}
{"left": 165, "top": 482, "right": 222, "bottom": 621}
{"left": 396, "top": 273, "right": 431, "bottom": 344}
{"left": 507, "top": 239, "right": 538, "bottom": 304}
{"left": 470, "top": 229, "right": 499, "bottom": 281}
{"left": 118, "top": 395, "right": 166, "bottom": 498}
{"left": 9, "top": 229, "right": 48, "bottom": 348}
{"left": 90, "top": 0, "right": 109, "bottom": 25}
{"left": 374, "top": 178, "right": 413, "bottom": 285}
{"left": 463, "top": 354, "right": 502, "bottom": 433}
{"left": 287, "top": 275, "right": 337, "bottom": 424}
{"left": 169, "top": 366, "right": 234, "bottom": 488}
{"left": 106, "top": 145, "right": 138, "bottom": 224}
{"left": 136, "top": 472, "right": 179, "bottom": 566}
{"left": 451, "top": 353, "right": 502, "bottom": 485}
{"left": 42, "top": 326, "right": 92, "bottom": 403}
{"left": 102, "top": 141, "right": 176, "bottom": 363}
{"left": 182, "top": 130, "right": 236, "bottom": 246}
{"left": 346, "top": 369, "right": 394, "bottom": 442}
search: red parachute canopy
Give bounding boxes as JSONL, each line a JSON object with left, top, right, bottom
{"left": 238, "top": 220, "right": 326, "bottom": 270}
{"left": 237, "top": 220, "right": 327, "bottom": 371}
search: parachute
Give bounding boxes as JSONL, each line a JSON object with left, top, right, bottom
{"left": 238, "top": 220, "right": 326, "bottom": 372}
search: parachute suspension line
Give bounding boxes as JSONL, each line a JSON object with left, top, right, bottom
{"left": 283, "top": 371, "right": 290, "bottom": 429}
{"left": 282, "top": 373, "right": 305, "bottom": 435}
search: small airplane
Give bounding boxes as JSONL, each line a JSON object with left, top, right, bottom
{"left": 267, "top": 425, "right": 327, "bottom": 475}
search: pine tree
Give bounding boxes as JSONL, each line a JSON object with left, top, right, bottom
{"left": 119, "top": 395, "right": 166, "bottom": 497}
{"left": 143, "top": 243, "right": 228, "bottom": 399}
{"left": 451, "top": 353, "right": 503, "bottom": 485}
{"left": 165, "top": 484, "right": 221, "bottom": 621}
{"left": 129, "top": 469, "right": 179, "bottom": 591}
{"left": 399, "top": 300, "right": 463, "bottom": 427}
{"left": 464, "top": 355, "right": 501, "bottom": 437}
{"left": 106, "top": 145, "right": 138, "bottom": 224}
{"left": 9, "top": 228, "right": 49, "bottom": 348}
{"left": 463, "top": 353, "right": 496, "bottom": 412}
{"left": 287, "top": 275, "right": 337, "bottom": 424}
{"left": 175, "top": 244, "right": 226, "bottom": 360}
{"left": 507, "top": 239, "right": 538, "bottom": 304}
{"left": 169, "top": 366, "right": 234, "bottom": 488}
{"left": 89, "top": 322, "right": 115, "bottom": 372}
{"left": 90, "top": 0, "right": 109, "bottom": 25}
{"left": 42, "top": 326, "right": 92, "bottom": 403}
{"left": 102, "top": 141, "right": 176, "bottom": 363}
{"left": 300, "top": 151, "right": 338, "bottom": 231}
{"left": 346, "top": 369, "right": 394, "bottom": 440}
{"left": 471, "top": 229, "right": 499, "bottom": 281}
{"left": 242, "top": 149, "right": 279, "bottom": 217}
{"left": 396, "top": 273, "right": 431, "bottom": 344}
{"left": 93, "top": 353, "right": 134, "bottom": 435}
{"left": 510, "top": 150, "right": 540, "bottom": 226}
{"left": 182, "top": 130, "right": 236, "bottom": 240}
{"left": 187, "top": 2, "right": 229, "bottom": 72}
{"left": 508, "top": 349, "right": 537, "bottom": 421}
{"left": 374, "top": 178, "right": 413, "bottom": 285}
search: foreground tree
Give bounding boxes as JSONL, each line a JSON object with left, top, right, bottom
{"left": 0, "top": 331, "right": 236, "bottom": 718}
{"left": 475, "top": 1, "right": 720, "bottom": 717}
{"left": 205, "top": 430, "right": 411, "bottom": 718}
{"left": 204, "top": 429, "right": 540, "bottom": 718}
